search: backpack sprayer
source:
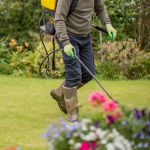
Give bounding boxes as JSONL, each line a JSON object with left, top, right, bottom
{"left": 39, "top": 0, "right": 119, "bottom": 104}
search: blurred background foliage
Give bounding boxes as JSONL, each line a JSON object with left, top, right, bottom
{"left": 0, "top": 0, "right": 150, "bottom": 80}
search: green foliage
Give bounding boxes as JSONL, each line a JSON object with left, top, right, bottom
{"left": 91, "top": 0, "right": 138, "bottom": 50}
{"left": 34, "top": 40, "right": 65, "bottom": 78}
{"left": 95, "top": 39, "right": 150, "bottom": 80}
{"left": 0, "top": 63, "right": 15, "bottom": 75}
{"left": 128, "top": 0, "right": 150, "bottom": 52}
{"left": 0, "top": 38, "right": 11, "bottom": 64}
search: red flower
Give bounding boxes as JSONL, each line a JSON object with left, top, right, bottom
{"left": 6, "top": 148, "right": 16, "bottom": 150}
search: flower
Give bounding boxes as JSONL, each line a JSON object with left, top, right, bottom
{"left": 25, "top": 41, "right": 29, "bottom": 47}
{"left": 88, "top": 91, "right": 107, "bottom": 107}
{"left": 134, "top": 109, "right": 141, "bottom": 118}
{"left": 143, "top": 142, "right": 149, "bottom": 148}
{"left": 80, "top": 142, "right": 90, "bottom": 150}
{"left": 107, "top": 115, "right": 115, "bottom": 123}
{"left": 102, "top": 101, "right": 118, "bottom": 113}
{"left": 137, "top": 142, "right": 143, "bottom": 148}
{"left": 9, "top": 42, "right": 12, "bottom": 47}
{"left": 6, "top": 148, "right": 16, "bottom": 150}
{"left": 17, "top": 46, "right": 23, "bottom": 52}
{"left": 121, "top": 120, "right": 127, "bottom": 125}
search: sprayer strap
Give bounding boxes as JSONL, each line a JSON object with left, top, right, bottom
{"left": 67, "top": 0, "right": 78, "bottom": 17}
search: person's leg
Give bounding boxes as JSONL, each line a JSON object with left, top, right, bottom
{"left": 50, "top": 34, "right": 84, "bottom": 117}
{"left": 79, "top": 33, "right": 96, "bottom": 84}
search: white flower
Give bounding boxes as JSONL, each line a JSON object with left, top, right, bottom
{"left": 22, "top": 59, "right": 25, "bottom": 62}
{"left": 68, "top": 139, "right": 75, "bottom": 145}
{"left": 81, "top": 118, "right": 92, "bottom": 124}
{"left": 114, "top": 142, "right": 125, "bottom": 150}
{"left": 112, "top": 128, "right": 119, "bottom": 136}
{"left": 90, "top": 126, "right": 96, "bottom": 131}
{"left": 99, "top": 130, "right": 109, "bottom": 139}
{"left": 88, "top": 132, "right": 97, "bottom": 141}
{"left": 73, "top": 122, "right": 79, "bottom": 126}
{"left": 123, "top": 139, "right": 131, "bottom": 148}
{"left": 106, "top": 133, "right": 115, "bottom": 139}
{"left": 81, "top": 126, "right": 88, "bottom": 131}
{"left": 100, "top": 139, "right": 107, "bottom": 144}
{"left": 106, "top": 143, "right": 116, "bottom": 150}
{"left": 74, "top": 142, "right": 81, "bottom": 149}
{"left": 95, "top": 128, "right": 102, "bottom": 136}
{"left": 73, "top": 132, "right": 78, "bottom": 137}
{"left": 83, "top": 135, "right": 91, "bottom": 141}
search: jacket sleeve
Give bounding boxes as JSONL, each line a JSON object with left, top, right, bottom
{"left": 54, "top": 0, "right": 72, "bottom": 47}
{"left": 94, "top": 0, "right": 111, "bottom": 26}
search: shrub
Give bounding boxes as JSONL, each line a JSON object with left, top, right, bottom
{"left": 0, "top": 38, "right": 11, "bottom": 64}
{"left": 0, "top": 63, "right": 15, "bottom": 75}
{"left": 95, "top": 38, "right": 150, "bottom": 79}
{"left": 34, "top": 40, "right": 65, "bottom": 78}
{"left": 10, "top": 50, "right": 37, "bottom": 77}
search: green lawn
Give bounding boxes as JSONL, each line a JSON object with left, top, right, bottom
{"left": 0, "top": 75, "right": 150, "bottom": 150}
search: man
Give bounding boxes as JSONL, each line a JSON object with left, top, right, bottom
{"left": 50, "top": 0, "right": 117, "bottom": 122}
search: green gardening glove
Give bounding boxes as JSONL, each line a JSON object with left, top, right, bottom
{"left": 106, "top": 24, "right": 117, "bottom": 41}
{"left": 64, "top": 44, "right": 76, "bottom": 59}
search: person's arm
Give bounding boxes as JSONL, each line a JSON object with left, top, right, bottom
{"left": 54, "top": 0, "right": 72, "bottom": 47}
{"left": 94, "top": 0, "right": 111, "bottom": 26}
{"left": 94, "top": 0, "right": 117, "bottom": 40}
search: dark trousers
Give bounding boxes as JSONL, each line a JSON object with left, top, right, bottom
{"left": 57, "top": 33, "right": 96, "bottom": 87}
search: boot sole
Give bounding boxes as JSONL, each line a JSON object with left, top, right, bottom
{"left": 50, "top": 90, "right": 67, "bottom": 114}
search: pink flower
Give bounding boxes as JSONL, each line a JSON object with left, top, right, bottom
{"left": 88, "top": 91, "right": 107, "bottom": 106}
{"left": 80, "top": 142, "right": 91, "bottom": 150}
{"left": 102, "top": 101, "right": 119, "bottom": 113}
{"left": 91, "top": 141, "right": 97, "bottom": 149}
{"left": 80, "top": 141, "right": 97, "bottom": 150}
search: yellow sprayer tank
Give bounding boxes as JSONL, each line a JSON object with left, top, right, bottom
{"left": 41, "top": 0, "right": 57, "bottom": 10}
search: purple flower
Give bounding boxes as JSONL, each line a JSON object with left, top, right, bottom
{"left": 140, "top": 134, "right": 144, "bottom": 139}
{"left": 146, "top": 120, "right": 150, "bottom": 126}
{"left": 46, "top": 131, "right": 51, "bottom": 137}
{"left": 66, "top": 132, "right": 72, "bottom": 138}
{"left": 69, "top": 125, "right": 76, "bottom": 132}
{"left": 50, "top": 124, "right": 55, "bottom": 128}
{"left": 40, "top": 133, "right": 47, "bottom": 138}
{"left": 121, "top": 120, "right": 127, "bottom": 125}
{"left": 54, "top": 128, "right": 59, "bottom": 133}
{"left": 140, "top": 130, "right": 144, "bottom": 136}
{"left": 124, "top": 39, "right": 128, "bottom": 41}
{"left": 134, "top": 109, "right": 141, "bottom": 119}
{"left": 61, "top": 126, "right": 66, "bottom": 131}
{"left": 132, "top": 133, "right": 138, "bottom": 138}
{"left": 137, "top": 142, "right": 143, "bottom": 148}
{"left": 143, "top": 142, "right": 149, "bottom": 148}
{"left": 107, "top": 115, "right": 115, "bottom": 123}
{"left": 94, "top": 121, "right": 100, "bottom": 128}
{"left": 53, "top": 133, "right": 59, "bottom": 138}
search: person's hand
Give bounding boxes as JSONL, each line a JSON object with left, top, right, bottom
{"left": 106, "top": 24, "right": 117, "bottom": 41}
{"left": 64, "top": 44, "right": 76, "bottom": 59}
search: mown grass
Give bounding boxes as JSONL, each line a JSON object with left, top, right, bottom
{"left": 0, "top": 75, "right": 150, "bottom": 150}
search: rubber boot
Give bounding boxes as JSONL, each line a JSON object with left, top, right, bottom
{"left": 50, "top": 80, "right": 84, "bottom": 114}
{"left": 63, "top": 86, "right": 79, "bottom": 122}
